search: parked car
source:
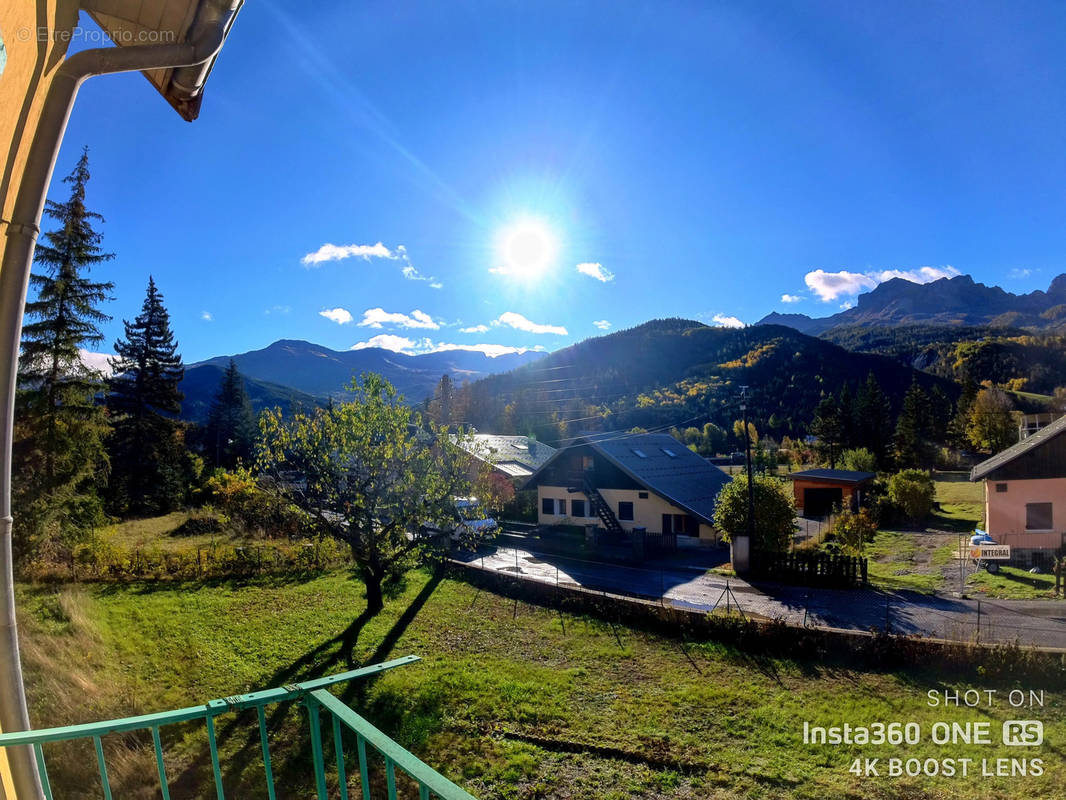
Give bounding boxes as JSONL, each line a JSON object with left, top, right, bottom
{"left": 420, "top": 496, "right": 499, "bottom": 548}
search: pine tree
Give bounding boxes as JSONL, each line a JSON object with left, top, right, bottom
{"left": 856, "top": 372, "right": 894, "bottom": 468}
{"left": 12, "top": 148, "right": 114, "bottom": 559}
{"left": 429, "top": 373, "right": 454, "bottom": 427}
{"left": 203, "top": 360, "right": 257, "bottom": 469}
{"left": 840, "top": 381, "right": 857, "bottom": 452}
{"left": 894, "top": 381, "right": 934, "bottom": 469}
{"left": 810, "top": 395, "right": 844, "bottom": 468}
{"left": 106, "top": 277, "right": 190, "bottom": 514}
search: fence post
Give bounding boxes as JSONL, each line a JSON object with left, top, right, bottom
{"left": 976, "top": 600, "right": 981, "bottom": 643}
{"left": 803, "top": 591, "right": 810, "bottom": 627}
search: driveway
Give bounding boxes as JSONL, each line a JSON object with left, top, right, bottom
{"left": 462, "top": 545, "right": 1066, "bottom": 649}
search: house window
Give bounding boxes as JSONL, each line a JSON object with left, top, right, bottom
{"left": 1026, "top": 502, "right": 1053, "bottom": 531}
{"left": 618, "top": 501, "right": 634, "bottom": 521}
{"left": 542, "top": 497, "right": 555, "bottom": 515}
{"left": 557, "top": 499, "right": 566, "bottom": 516}
{"left": 638, "top": 491, "right": 649, "bottom": 499}
{"left": 995, "top": 483, "right": 1008, "bottom": 493}
{"left": 631, "top": 449, "right": 647, "bottom": 458}
{"left": 662, "top": 448, "right": 677, "bottom": 458}
{"left": 571, "top": 499, "right": 586, "bottom": 517}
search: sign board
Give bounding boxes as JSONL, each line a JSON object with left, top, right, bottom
{"left": 969, "top": 544, "right": 1011, "bottom": 560}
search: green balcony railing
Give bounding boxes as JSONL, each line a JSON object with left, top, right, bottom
{"left": 0, "top": 655, "right": 476, "bottom": 800}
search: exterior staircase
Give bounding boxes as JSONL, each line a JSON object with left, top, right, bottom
{"left": 582, "top": 474, "right": 625, "bottom": 537}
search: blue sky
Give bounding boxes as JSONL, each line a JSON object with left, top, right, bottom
{"left": 50, "top": 0, "right": 1066, "bottom": 363}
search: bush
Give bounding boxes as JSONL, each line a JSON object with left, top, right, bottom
{"left": 887, "top": 469, "right": 936, "bottom": 525}
{"left": 200, "top": 467, "right": 311, "bottom": 538}
{"left": 713, "top": 474, "right": 795, "bottom": 552}
{"left": 172, "top": 511, "right": 225, "bottom": 537}
{"left": 841, "top": 447, "right": 877, "bottom": 473}
{"left": 829, "top": 508, "right": 878, "bottom": 555}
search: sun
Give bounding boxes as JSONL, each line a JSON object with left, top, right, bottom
{"left": 495, "top": 218, "right": 558, "bottom": 280}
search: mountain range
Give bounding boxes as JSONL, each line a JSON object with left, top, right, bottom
{"left": 757, "top": 273, "right": 1066, "bottom": 334}
{"left": 452, "top": 319, "right": 956, "bottom": 443}
{"left": 179, "top": 340, "right": 544, "bottom": 422}
{"left": 179, "top": 272, "right": 1066, "bottom": 429}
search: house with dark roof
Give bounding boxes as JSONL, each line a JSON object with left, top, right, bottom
{"left": 522, "top": 433, "right": 731, "bottom": 539}
{"left": 970, "top": 415, "right": 1066, "bottom": 557}
{"left": 790, "top": 469, "right": 876, "bottom": 517}
{"left": 455, "top": 434, "right": 556, "bottom": 481}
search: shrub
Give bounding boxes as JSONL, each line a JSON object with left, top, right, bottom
{"left": 841, "top": 447, "right": 877, "bottom": 473}
{"left": 713, "top": 474, "right": 795, "bottom": 552}
{"left": 829, "top": 507, "right": 878, "bottom": 555}
{"left": 887, "top": 469, "right": 936, "bottom": 525}
{"left": 172, "top": 511, "right": 225, "bottom": 537}
{"left": 201, "top": 467, "right": 310, "bottom": 538}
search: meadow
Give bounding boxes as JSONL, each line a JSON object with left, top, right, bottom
{"left": 18, "top": 565, "right": 1065, "bottom": 799}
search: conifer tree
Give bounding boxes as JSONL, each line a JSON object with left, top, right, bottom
{"left": 894, "top": 381, "right": 934, "bottom": 469}
{"left": 203, "top": 360, "right": 256, "bottom": 469}
{"left": 855, "top": 372, "right": 894, "bottom": 468}
{"left": 13, "top": 148, "right": 114, "bottom": 559}
{"left": 429, "top": 373, "right": 454, "bottom": 426}
{"left": 106, "top": 277, "right": 190, "bottom": 514}
{"left": 810, "top": 395, "right": 844, "bottom": 468}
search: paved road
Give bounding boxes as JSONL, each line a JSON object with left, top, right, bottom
{"left": 460, "top": 546, "right": 1066, "bottom": 649}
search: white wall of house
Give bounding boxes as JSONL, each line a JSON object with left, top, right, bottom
{"left": 536, "top": 485, "right": 717, "bottom": 540}
{"left": 983, "top": 477, "right": 1066, "bottom": 549}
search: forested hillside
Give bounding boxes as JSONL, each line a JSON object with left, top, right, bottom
{"left": 824, "top": 325, "right": 1066, "bottom": 399}
{"left": 452, "top": 320, "right": 955, "bottom": 445}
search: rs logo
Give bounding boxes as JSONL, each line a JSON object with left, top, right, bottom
{"left": 1002, "top": 720, "right": 1043, "bottom": 746}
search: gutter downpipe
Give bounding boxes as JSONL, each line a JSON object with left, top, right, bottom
{"left": 0, "top": 5, "right": 241, "bottom": 797}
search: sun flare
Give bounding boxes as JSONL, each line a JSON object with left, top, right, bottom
{"left": 495, "top": 219, "right": 558, "bottom": 280}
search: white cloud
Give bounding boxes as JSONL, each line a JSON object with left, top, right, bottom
{"left": 320, "top": 307, "right": 354, "bottom": 325}
{"left": 265, "top": 305, "right": 291, "bottom": 315}
{"left": 432, "top": 342, "right": 546, "bottom": 358}
{"left": 780, "top": 294, "right": 802, "bottom": 304}
{"left": 576, "top": 262, "right": 615, "bottom": 283}
{"left": 460, "top": 324, "right": 490, "bottom": 333}
{"left": 201, "top": 310, "right": 213, "bottom": 321}
{"left": 804, "top": 265, "right": 960, "bottom": 302}
{"left": 712, "top": 314, "right": 745, "bottom": 328}
{"left": 358, "top": 308, "right": 439, "bottom": 329}
{"left": 79, "top": 350, "right": 112, "bottom": 377}
{"left": 1009, "top": 267, "right": 1033, "bottom": 280}
{"left": 495, "top": 311, "right": 568, "bottom": 336}
{"left": 351, "top": 334, "right": 419, "bottom": 353}
{"left": 301, "top": 241, "right": 442, "bottom": 287}
{"left": 350, "top": 335, "right": 545, "bottom": 358}
{"left": 301, "top": 242, "right": 393, "bottom": 266}
{"left": 804, "top": 269, "right": 878, "bottom": 302}
{"left": 868, "top": 265, "right": 961, "bottom": 284}
{"left": 840, "top": 301, "right": 854, "bottom": 310}
{"left": 592, "top": 320, "right": 611, "bottom": 330}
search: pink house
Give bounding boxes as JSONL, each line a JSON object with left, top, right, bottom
{"left": 970, "top": 415, "right": 1066, "bottom": 565}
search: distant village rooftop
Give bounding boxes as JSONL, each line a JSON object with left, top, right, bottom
{"left": 457, "top": 434, "right": 556, "bottom": 478}
{"left": 971, "top": 413, "right": 1066, "bottom": 481}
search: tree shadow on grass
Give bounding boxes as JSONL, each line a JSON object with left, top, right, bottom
{"left": 169, "top": 568, "right": 446, "bottom": 797}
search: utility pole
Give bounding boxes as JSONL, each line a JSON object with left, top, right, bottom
{"left": 740, "top": 386, "right": 755, "bottom": 542}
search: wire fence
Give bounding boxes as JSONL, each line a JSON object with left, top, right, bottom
{"left": 456, "top": 542, "right": 1066, "bottom": 650}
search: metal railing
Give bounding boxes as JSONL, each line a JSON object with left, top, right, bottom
{"left": 0, "top": 656, "right": 476, "bottom": 800}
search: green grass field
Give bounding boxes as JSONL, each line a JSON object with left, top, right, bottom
{"left": 98, "top": 511, "right": 253, "bottom": 552}
{"left": 17, "top": 568, "right": 1066, "bottom": 800}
